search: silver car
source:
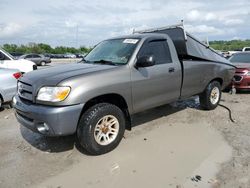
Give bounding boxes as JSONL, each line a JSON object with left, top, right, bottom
{"left": 19, "top": 54, "right": 51, "bottom": 66}
{"left": 0, "top": 68, "right": 22, "bottom": 108}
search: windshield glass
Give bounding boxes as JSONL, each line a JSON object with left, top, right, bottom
{"left": 229, "top": 53, "right": 250, "bottom": 63}
{"left": 0, "top": 48, "right": 14, "bottom": 60}
{"left": 84, "top": 38, "right": 140, "bottom": 65}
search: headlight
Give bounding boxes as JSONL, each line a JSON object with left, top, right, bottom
{"left": 37, "top": 86, "right": 71, "bottom": 102}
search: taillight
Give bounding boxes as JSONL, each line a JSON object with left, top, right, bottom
{"left": 13, "top": 72, "right": 22, "bottom": 79}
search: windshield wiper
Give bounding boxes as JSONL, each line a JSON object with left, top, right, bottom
{"left": 78, "top": 57, "right": 89, "bottom": 63}
{"left": 94, "top": 59, "right": 118, "bottom": 66}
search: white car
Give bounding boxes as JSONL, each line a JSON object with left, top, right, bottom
{"left": 242, "top": 47, "right": 250, "bottom": 52}
{"left": 0, "top": 48, "right": 37, "bottom": 73}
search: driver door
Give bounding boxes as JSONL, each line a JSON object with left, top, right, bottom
{"left": 131, "top": 39, "right": 182, "bottom": 113}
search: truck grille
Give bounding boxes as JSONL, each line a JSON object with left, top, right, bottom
{"left": 18, "top": 81, "right": 33, "bottom": 102}
{"left": 234, "top": 75, "right": 243, "bottom": 82}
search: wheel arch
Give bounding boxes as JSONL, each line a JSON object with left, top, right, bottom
{"left": 79, "top": 93, "right": 132, "bottom": 130}
{"left": 203, "top": 77, "right": 223, "bottom": 92}
{"left": 0, "top": 93, "right": 4, "bottom": 107}
{"left": 210, "top": 77, "right": 223, "bottom": 86}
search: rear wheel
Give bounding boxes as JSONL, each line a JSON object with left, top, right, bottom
{"left": 199, "top": 81, "right": 222, "bottom": 110}
{"left": 0, "top": 97, "right": 2, "bottom": 109}
{"left": 77, "top": 103, "right": 126, "bottom": 155}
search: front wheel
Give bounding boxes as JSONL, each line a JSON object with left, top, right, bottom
{"left": 199, "top": 81, "right": 222, "bottom": 110}
{"left": 77, "top": 103, "right": 126, "bottom": 155}
{"left": 40, "top": 61, "right": 46, "bottom": 66}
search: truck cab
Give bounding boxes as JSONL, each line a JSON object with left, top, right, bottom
{"left": 0, "top": 48, "right": 37, "bottom": 73}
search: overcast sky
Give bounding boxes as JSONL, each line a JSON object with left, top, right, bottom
{"left": 0, "top": 0, "right": 250, "bottom": 47}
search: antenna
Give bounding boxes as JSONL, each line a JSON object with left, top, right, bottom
{"left": 181, "top": 20, "right": 187, "bottom": 41}
{"left": 206, "top": 37, "right": 210, "bottom": 46}
{"left": 75, "top": 24, "right": 79, "bottom": 48}
{"left": 132, "top": 28, "right": 135, "bottom": 34}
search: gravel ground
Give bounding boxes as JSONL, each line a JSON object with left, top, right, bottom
{"left": 211, "top": 92, "right": 250, "bottom": 188}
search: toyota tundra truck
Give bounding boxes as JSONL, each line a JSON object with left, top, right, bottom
{"left": 13, "top": 25, "right": 235, "bottom": 155}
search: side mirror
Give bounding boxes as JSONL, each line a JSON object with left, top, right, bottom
{"left": 136, "top": 55, "right": 155, "bottom": 68}
{"left": 0, "top": 53, "right": 5, "bottom": 60}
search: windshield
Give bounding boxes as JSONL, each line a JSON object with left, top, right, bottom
{"left": 229, "top": 53, "right": 250, "bottom": 63}
{"left": 84, "top": 38, "right": 139, "bottom": 65}
{"left": 0, "top": 48, "right": 14, "bottom": 60}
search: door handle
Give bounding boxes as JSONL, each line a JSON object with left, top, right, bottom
{"left": 168, "top": 67, "right": 175, "bottom": 73}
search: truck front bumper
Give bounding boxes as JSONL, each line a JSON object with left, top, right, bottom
{"left": 13, "top": 95, "right": 84, "bottom": 136}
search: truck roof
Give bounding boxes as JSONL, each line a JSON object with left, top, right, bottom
{"left": 109, "top": 33, "right": 168, "bottom": 40}
{"left": 133, "top": 25, "right": 229, "bottom": 64}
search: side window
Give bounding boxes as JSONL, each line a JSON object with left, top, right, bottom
{"left": 138, "top": 40, "right": 172, "bottom": 65}
{"left": 33, "top": 54, "right": 40, "bottom": 58}
{"left": 26, "top": 55, "right": 33, "bottom": 58}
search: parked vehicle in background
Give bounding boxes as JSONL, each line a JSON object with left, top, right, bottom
{"left": 75, "top": 53, "right": 86, "bottom": 58}
{"left": 19, "top": 54, "right": 51, "bottom": 66}
{"left": 64, "top": 53, "right": 76, "bottom": 58}
{"left": 10, "top": 52, "right": 24, "bottom": 58}
{"left": 53, "top": 54, "right": 65, "bottom": 58}
{"left": 0, "top": 48, "right": 37, "bottom": 73}
{"left": 242, "top": 47, "right": 250, "bottom": 52}
{"left": 228, "top": 51, "right": 241, "bottom": 57}
{"left": 0, "top": 68, "right": 22, "bottom": 108}
{"left": 13, "top": 24, "right": 235, "bottom": 155}
{"left": 229, "top": 52, "right": 250, "bottom": 90}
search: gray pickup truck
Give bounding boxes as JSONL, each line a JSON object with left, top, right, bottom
{"left": 13, "top": 25, "right": 235, "bottom": 155}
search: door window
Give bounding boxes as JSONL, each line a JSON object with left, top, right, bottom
{"left": 26, "top": 55, "right": 33, "bottom": 58}
{"left": 138, "top": 40, "right": 172, "bottom": 65}
{"left": 32, "top": 54, "right": 41, "bottom": 58}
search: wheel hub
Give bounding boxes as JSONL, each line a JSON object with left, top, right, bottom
{"left": 210, "top": 87, "right": 220, "bottom": 105}
{"left": 101, "top": 126, "right": 109, "bottom": 134}
{"left": 94, "top": 115, "right": 119, "bottom": 146}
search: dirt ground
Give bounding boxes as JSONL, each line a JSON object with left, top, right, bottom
{"left": 0, "top": 61, "right": 249, "bottom": 188}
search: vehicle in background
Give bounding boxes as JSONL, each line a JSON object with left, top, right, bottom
{"left": 13, "top": 24, "right": 235, "bottom": 155}
{"left": 19, "top": 54, "right": 51, "bottom": 66}
{"left": 0, "top": 48, "right": 37, "bottom": 73}
{"left": 64, "top": 53, "right": 76, "bottom": 58}
{"left": 0, "top": 68, "right": 22, "bottom": 108}
{"left": 75, "top": 53, "right": 86, "bottom": 58}
{"left": 229, "top": 52, "right": 250, "bottom": 90}
{"left": 228, "top": 51, "right": 241, "bottom": 57}
{"left": 10, "top": 52, "right": 24, "bottom": 59}
{"left": 242, "top": 47, "right": 250, "bottom": 52}
{"left": 221, "top": 51, "right": 231, "bottom": 59}
{"left": 52, "top": 54, "right": 65, "bottom": 58}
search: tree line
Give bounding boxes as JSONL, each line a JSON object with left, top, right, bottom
{"left": 1, "top": 40, "right": 250, "bottom": 54}
{"left": 209, "top": 40, "right": 250, "bottom": 51}
{"left": 1, "top": 43, "right": 91, "bottom": 54}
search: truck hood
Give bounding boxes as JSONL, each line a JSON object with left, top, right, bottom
{"left": 20, "top": 63, "right": 117, "bottom": 86}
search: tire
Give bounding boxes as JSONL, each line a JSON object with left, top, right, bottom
{"left": 0, "top": 96, "right": 2, "bottom": 109}
{"left": 199, "top": 81, "right": 222, "bottom": 110}
{"left": 77, "top": 103, "right": 126, "bottom": 155}
{"left": 40, "top": 61, "right": 46, "bottom": 66}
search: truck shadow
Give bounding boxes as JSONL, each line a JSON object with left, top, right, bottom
{"left": 131, "top": 96, "right": 200, "bottom": 128}
{"left": 20, "top": 127, "right": 76, "bottom": 153}
{"left": 20, "top": 96, "right": 200, "bottom": 154}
